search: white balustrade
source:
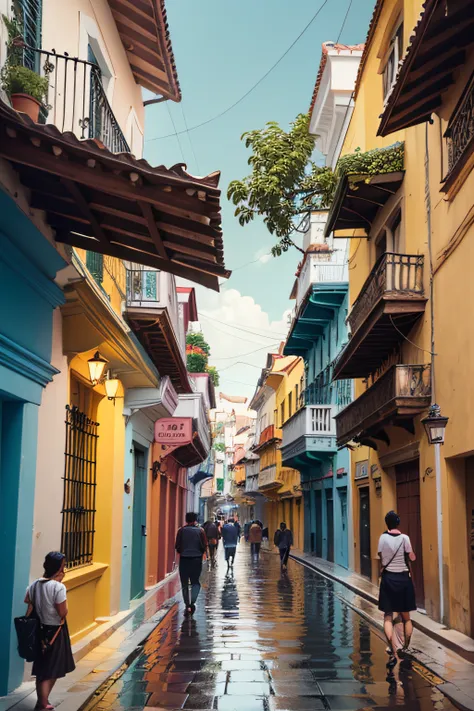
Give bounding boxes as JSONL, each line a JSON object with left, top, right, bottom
{"left": 296, "top": 254, "right": 348, "bottom": 307}
{"left": 282, "top": 405, "right": 336, "bottom": 448}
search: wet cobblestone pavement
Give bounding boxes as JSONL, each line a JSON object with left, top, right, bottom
{"left": 91, "top": 546, "right": 457, "bottom": 711}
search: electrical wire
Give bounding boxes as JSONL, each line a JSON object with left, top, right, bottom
{"left": 199, "top": 311, "right": 288, "bottom": 340}
{"left": 166, "top": 102, "right": 186, "bottom": 163}
{"left": 146, "top": 0, "right": 330, "bottom": 142}
{"left": 336, "top": 0, "right": 353, "bottom": 42}
{"left": 389, "top": 316, "right": 436, "bottom": 355}
{"left": 180, "top": 102, "right": 201, "bottom": 175}
{"left": 212, "top": 345, "right": 280, "bottom": 361}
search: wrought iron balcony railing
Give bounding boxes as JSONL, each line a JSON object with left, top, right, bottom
{"left": 335, "top": 364, "right": 431, "bottom": 447}
{"left": 348, "top": 253, "right": 424, "bottom": 336}
{"left": 16, "top": 42, "right": 130, "bottom": 153}
{"left": 444, "top": 72, "right": 474, "bottom": 183}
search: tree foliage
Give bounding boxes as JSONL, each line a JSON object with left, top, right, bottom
{"left": 227, "top": 113, "right": 337, "bottom": 256}
{"left": 186, "top": 332, "right": 211, "bottom": 356}
{"left": 206, "top": 365, "right": 220, "bottom": 387}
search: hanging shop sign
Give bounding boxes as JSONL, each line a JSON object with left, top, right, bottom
{"left": 154, "top": 417, "right": 193, "bottom": 459}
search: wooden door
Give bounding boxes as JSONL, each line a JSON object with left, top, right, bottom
{"left": 359, "top": 487, "right": 371, "bottom": 578}
{"left": 396, "top": 460, "right": 425, "bottom": 608}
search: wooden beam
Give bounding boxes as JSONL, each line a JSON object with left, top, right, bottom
{"left": 61, "top": 179, "right": 111, "bottom": 247}
{"left": 406, "top": 47, "right": 464, "bottom": 85}
{"left": 56, "top": 231, "right": 222, "bottom": 291}
{"left": 393, "top": 74, "right": 453, "bottom": 119}
{"left": 138, "top": 200, "right": 168, "bottom": 260}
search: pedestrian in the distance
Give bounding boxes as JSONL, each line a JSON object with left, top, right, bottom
{"left": 378, "top": 510, "right": 417, "bottom": 670}
{"left": 249, "top": 520, "right": 263, "bottom": 559}
{"left": 221, "top": 518, "right": 239, "bottom": 571}
{"left": 25, "top": 551, "right": 75, "bottom": 710}
{"left": 175, "top": 512, "right": 207, "bottom": 615}
{"left": 274, "top": 522, "right": 293, "bottom": 570}
{"left": 244, "top": 522, "right": 250, "bottom": 542}
{"left": 233, "top": 519, "right": 241, "bottom": 543}
{"left": 203, "top": 519, "right": 219, "bottom": 568}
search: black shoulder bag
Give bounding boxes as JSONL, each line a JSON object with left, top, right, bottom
{"left": 14, "top": 582, "right": 41, "bottom": 662}
{"left": 381, "top": 538, "right": 404, "bottom": 575}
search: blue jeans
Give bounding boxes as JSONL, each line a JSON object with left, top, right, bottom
{"left": 179, "top": 557, "right": 202, "bottom": 605}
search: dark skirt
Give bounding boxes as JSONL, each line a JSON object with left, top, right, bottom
{"left": 32, "top": 622, "right": 75, "bottom": 681}
{"left": 378, "top": 571, "right": 416, "bottom": 613}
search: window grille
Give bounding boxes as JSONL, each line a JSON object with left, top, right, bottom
{"left": 86, "top": 251, "right": 104, "bottom": 285}
{"left": 16, "top": 0, "right": 42, "bottom": 70}
{"left": 61, "top": 405, "right": 99, "bottom": 568}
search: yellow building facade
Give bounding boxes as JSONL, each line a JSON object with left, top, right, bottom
{"left": 331, "top": 0, "right": 474, "bottom": 634}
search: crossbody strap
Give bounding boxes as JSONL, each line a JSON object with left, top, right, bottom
{"left": 381, "top": 539, "right": 404, "bottom": 574}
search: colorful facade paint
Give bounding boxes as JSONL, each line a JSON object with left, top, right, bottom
{"left": 282, "top": 215, "right": 351, "bottom": 567}
{"left": 332, "top": 0, "right": 474, "bottom": 634}
{"left": 0, "top": 190, "right": 65, "bottom": 695}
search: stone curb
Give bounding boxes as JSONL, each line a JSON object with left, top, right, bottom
{"left": 287, "top": 551, "right": 474, "bottom": 711}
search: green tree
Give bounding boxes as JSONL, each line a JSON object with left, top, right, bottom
{"left": 186, "top": 332, "right": 211, "bottom": 355}
{"left": 227, "top": 113, "right": 337, "bottom": 256}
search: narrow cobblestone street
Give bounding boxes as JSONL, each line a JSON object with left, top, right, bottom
{"left": 89, "top": 547, "right": 457, "bottom": 711}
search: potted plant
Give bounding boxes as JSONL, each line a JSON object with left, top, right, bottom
{"left": 1, "top": 12, "right": 48, "bottom": 122}
{"left": 2, "top": 63, "right": 48, "bottom": 121}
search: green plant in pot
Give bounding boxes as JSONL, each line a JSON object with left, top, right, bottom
{"left": 2, "top": 64, "right": 48, "bottom": 121}
{"left": 1, "top": 12, "right": 48, "bottom": 122}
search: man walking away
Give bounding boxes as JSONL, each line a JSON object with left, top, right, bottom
{"left": 203, "top": 519, "right": 219, "bottom": 568}
{"left": 175, "top": 512, "right": 207, "bottom": 615}
{"left": 249, "top": 520, "right": 263, "bottom": 559}
{"left": 221, "top": 518, "right": 239, "bottom": 571}
{"left": 233, "top": 519, "right": 241, "bottom": 543}
{"left": 274, "top": 522, "right": 293, "bottom": 570}
{"left": 244, "top": 522, "right": 250, "bottom": 542}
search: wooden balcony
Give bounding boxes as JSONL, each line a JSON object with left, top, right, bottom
{"left": 335, "top": 364, "right": 431, "bottom": 447}
{"left": 333, "top": 253, "right": 426, "bottom": 379}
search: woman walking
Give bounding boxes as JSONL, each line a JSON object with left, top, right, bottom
{"left": 25, "top": 552, "right": 75, "bottom": 709}
{"left": 378, "top": 511, "right": 416, "bottom": 670}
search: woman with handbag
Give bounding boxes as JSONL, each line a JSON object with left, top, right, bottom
{"left": 25, "top": 552, "right": 75, "bottom": 709}
{"left": 377, "top": 511, "right": 416, "bottom": 671}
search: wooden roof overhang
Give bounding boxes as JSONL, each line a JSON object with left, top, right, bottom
{"left": 173, "top": 427, "right": 209, "bottom": 468}
{"left": 0, "top": 101, "right": 230, "bottom": 291}
{"left": 108, "top": 0, "right": 181, "bottom": 101}
{"left": 335, "top": 364, "right": 431, "bottom": 448}
{"left": 325, "top": 172, "right": 404, "bottom": 238}
{"left": 378, "top": 0, "right": 474, "bottom": 136}
{"left": 332, "top": 297, "right": 426, "bottom": 380}
{"left": 125, "top": 306, "right": 191, "bottom": 393}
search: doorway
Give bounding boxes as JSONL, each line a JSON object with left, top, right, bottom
{"left": 315, "top": 490, "right": 323, "bottom": 557}
{"left": 326, "top": 491, "right": 334, "bottom": 562}
{"left": 396, "top": 460, "right": 425, "bottom": 608}
{"left": 359, "top": 487, "right": 371, "bottom": 578}
{"left": 131, "top": 448, "right": 147, "bottom": 600}
{"left": 338, "top": 487, "right": 348, "bottom": 566}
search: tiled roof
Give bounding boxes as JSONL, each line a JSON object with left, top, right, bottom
{"left": 309, "top": 42, "right": 365, "bottom": 114}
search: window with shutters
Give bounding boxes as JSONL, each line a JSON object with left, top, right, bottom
{"left": 86, "top": 252, "right": 104, "bottom": 286}
{"left": 15, "top": 0, "right": 42, "bottom": 70}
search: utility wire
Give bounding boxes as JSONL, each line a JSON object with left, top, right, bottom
{"left": 166, "top": 102, "right": 186, "bottom": 163}
{"left": 212, "top": 343, "right": 279, "bottom": 362}
{"left": 336, "top": 0, "right": 353, "bottom": 42}
{"left": 146, "top": 0, "right": 330, "bottom": 142}
{"left": 180, "top": 102, "right": 201, "bottom": 175}
{"left": 199, "top": 311, "right": 288, "bottom": 340}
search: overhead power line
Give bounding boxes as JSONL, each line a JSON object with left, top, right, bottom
{"left": 146, "top": 0, "right": 330, "bottom": 142}
{"left": 199, "top": 311, "right": 288, "bottom": 340}
{"left": 216, "top": 349, "right": 279, "bottom": 365}
{"left": 336, "top": 0, "right": 353, "bottom": 42}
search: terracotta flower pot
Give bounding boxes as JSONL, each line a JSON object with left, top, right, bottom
{"left": 11, "top": 93, "right": 42, "bottom": 122}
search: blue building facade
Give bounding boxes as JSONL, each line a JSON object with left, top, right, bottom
{"left": 0, "top": 189, "right": 65, "bottom": 694}
{"left": 282, "top": 255, "right": 351, "bottom": 568}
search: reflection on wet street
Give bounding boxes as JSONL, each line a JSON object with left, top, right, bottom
{"left": 92, "top": 545, "right": 456, "bottom": 711}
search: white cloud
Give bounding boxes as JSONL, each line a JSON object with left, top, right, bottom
{"left": 253, "top": 246, "right": 272, "bottom": 266}
{"left": 193, "top": 286, "right": 291, "bottom": 403}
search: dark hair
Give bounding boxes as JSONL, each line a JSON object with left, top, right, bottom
{"left": 385, "top": 510, "right": 400, "bottom": 530}
{"left": 228, "top": 518, "right": 234, "bottom": 523}
{"left": 43, "top": 551, "right": 66, "bottom": 578}
{"left": 186, "top": 512, "right": 198, "bottom": 524}
{"left": 280, "top": 522, "right": 286, "bottom": 530}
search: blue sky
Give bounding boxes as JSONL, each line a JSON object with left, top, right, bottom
{"left": 144, "top": 0, "right": 375, "bottom": 398}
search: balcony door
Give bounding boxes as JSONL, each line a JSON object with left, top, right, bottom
{"left": 396, "top": 460, "right": 425, "bottom": 609}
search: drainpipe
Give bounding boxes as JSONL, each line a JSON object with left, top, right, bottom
{"left": 425, "top": 122, "right": 444, "bottom": 625}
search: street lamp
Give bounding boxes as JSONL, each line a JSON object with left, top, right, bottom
{"left": 422, "top": 404, "right": 449, "bottom": 445}
{"left": 104, "top": 374, "right": 120, "bottom": 402}
{"left": 87, "top": 351, "right": 108, "bottom": 386}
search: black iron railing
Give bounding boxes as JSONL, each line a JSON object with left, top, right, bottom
{"left": 15, "top": 42, "right": 130, "bottom": 153}
{"left": 445, "top": 72, "right": 474, "bottom": 181}
{"left": 301, "top": 363, "right": 352, "bottom": 408}
{"left": 61, "top": 405, "right": 99, "bottom": 569}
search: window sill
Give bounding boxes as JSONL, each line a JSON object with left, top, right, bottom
{"left": 64, "top": 562, "right": 108, "bottom": 592}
